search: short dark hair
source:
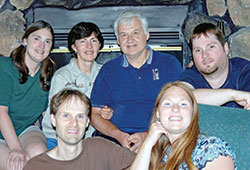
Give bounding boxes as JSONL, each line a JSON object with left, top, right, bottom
{"left": 67, "top": 22, "right": 104, "bottom": 56}
{"left": 190, "top": 23, "right": 225, "bottom": 49}
{"left": 50, "top": 89, "right": 91, "bottom": 117}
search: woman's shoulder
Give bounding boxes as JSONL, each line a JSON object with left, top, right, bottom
{"left": 0, "top": 57, "right": 13, "bottom": 66}
{"left": 192, "top": 134, "right": 236, "bottom": 169}
{"left": 197, "top": 135, "right": 231, "bottom": 148}
{"left": 196, "top": 134, "right": 235, "bottom": 156}
{"left": 0, "top": 57, "right": 17, "bottom": 73}
{"left": 52, "top": 59, "right": 76, "bottom": 77}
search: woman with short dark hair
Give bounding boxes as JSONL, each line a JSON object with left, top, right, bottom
{"left": 42, "top": 21, "right": 113, "bottom": 149}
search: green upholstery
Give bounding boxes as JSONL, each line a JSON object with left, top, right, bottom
{"left": 198, "top": 104, "right": 250, "bottom": 170}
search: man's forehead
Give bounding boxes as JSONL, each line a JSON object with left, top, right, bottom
{"left": 192, "top": 33, "right": 219, "bottom": 45}
{"left": 57, "top": 98, "right": 87, "bottom": 111}
{"left": 119, "top": 17, "right": 141, "bottom": 28}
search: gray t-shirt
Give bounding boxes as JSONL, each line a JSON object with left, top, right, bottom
{"left": 42, "top": 58, "right": 102, "bottom": 139}
{"left": 24, "top": 137, "right": 136, "bottom": 170}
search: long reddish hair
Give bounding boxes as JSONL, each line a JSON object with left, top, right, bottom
{"left": 149, "top": 81, "right": 199, "bottom": 170}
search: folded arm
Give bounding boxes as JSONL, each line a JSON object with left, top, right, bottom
{"left": 182, "top": 82, "right": 250, "bottom": 109}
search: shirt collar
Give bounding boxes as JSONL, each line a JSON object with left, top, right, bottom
{"left": 121, "top": 45, "right": 153, "bottom": 67}
{"left": 71, "top": 58, "right": 99, "bottom": 77}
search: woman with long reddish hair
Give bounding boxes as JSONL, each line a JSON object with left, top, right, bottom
{"left": 131, "top": 81, "right": 236, "bottom": 170}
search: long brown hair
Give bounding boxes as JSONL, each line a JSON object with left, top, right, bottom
{"left": 149, "top": 81, "right": 200, "bottom": 170}
{"left": 10, "top": 20, "right": 56, "bottom": 91}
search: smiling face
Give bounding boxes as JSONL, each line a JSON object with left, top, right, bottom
{"left": 192, "top": 32, "right": 229, "bottom": 75}
{"left": 71, "top": 32, "right": 101, "bottom": 63}
{"left": 51, "top": 97, "right": 89, "bottom": 146}
{"left": 156, "top": 86, "right": 193, "bottom": 139}
{"left": 23, "top": 28, "right": 53, "bottom": 65}
{"left": 117, "top": 17, "right": 149, "bottom": 59}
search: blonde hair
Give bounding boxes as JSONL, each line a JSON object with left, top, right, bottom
{"left": 149, "top": 81, "right": 199, "bottom": 170}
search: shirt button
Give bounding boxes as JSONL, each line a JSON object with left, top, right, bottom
{"left": 138, "top": 76, "right": 141, "bottom": 80}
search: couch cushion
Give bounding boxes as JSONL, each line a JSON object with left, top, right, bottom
{"left": 199, "top": 104, "right": 250, "bottom": 170}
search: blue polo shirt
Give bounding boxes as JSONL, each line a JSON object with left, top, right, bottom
{"left": 91, "top": 46, "right": 183, "bottom": 133}
{"left": 179, "top": 57, "right": 250, "bottom": 108}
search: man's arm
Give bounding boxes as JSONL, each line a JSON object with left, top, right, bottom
{"left": 182, "top": 82, "right": 250, "bottom": 109}
{"left": 90, "top": 107, "right": 131, "bottom": 148}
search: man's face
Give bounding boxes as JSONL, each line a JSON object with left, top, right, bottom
{"left": 191, "top": 32, "right": 229, "bottom": 75}
{"left": 51, "top": 97, "right": 89, "bottom": 146}
{"left": 117, "top": 17, "right": 149, "bottom": 58}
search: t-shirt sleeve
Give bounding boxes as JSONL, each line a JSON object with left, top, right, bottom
{"left": 238, "top": 63, "right": 250, "bottom": 92}
{"left": 90, "top": 65, "right": 112, "bottom": 108}
{"left": 167, "top": 54, "right": 183, "bottom": 81}
{"left": 89, "top": 137, "right": 136, "bottom": 170}
{"left": 194, "top": 136, "right": 236, "bottom": 169}
{"left": 105, "top": 139, "right": 136, "bottom": 170}
{"left": 0, "top": 64, "right": 13, "bottom": 106}
{"left": 23, "top": 154, "right": 46, "bottom": 170}
{"left": 178, "top": 67, "right": 204, "bottom": 88}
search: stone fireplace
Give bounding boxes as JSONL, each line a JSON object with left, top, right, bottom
{"left": 0, "top": 0, "right": 249, "bottom": 64}
{"left": 32, "top": 5, "right": 190, "bottom": 68}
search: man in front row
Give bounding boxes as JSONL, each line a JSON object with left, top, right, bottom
{"left": 24, "top": 89, "right": 135, "bottom": 170}
{"left": 179, "top": 23, "right": 250, "bottom": 109}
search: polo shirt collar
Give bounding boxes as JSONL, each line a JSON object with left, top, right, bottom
{"left": 121, "top": 45, "right": 153, "bottom": 67}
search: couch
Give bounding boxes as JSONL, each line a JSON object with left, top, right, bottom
{"left": 198, "top": 104, "right": 250, "bottom": 170}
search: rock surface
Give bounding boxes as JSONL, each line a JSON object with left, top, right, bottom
{"left": 206, "top": 0, "right": 227, "bottom": 17}
{"left": 0, "top": 0, "right": 6, "bottom": 9}
{"left": 228, "top": 0, "right": 250, "bottom": 26}
{"left": 183, "top": 12, "right": 231, "bottom": 43}
{"left": 0, "top": 9, "right": 25, "bottom": 56}
{"left": 228, "top": 27, "right": 250, "bottom": 60}
{"left": 9, "top": 0, "right": 35, "bottom": 10}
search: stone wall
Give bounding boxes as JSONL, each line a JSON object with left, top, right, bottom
{"left": 0, "top": 0, "right": 249, "bottom": 60}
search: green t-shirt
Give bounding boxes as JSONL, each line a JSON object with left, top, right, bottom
{"left": 0, "top": 57, "right": 48, "bottom": 139}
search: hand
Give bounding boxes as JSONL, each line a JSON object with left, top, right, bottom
{"left": 100, "top": 106, "right": 113, "bottom": 119}
{"left": 116, "top": 132, "right": 131, "bottom": 149}
{"left": 7, "top": 149, "right": 29, "bottom": 170}
{"left": 233, "top": 91, "right": 250, "bottom": 110}
{"left": 145, "top": 121, "right": 168, "bottom": 147}
{"left": 129, "top": 132, "right": 148, "bottom": 153}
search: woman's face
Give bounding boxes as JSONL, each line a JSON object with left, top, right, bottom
{"left": 24, "top": 28, "right": 53, "bottom": 65}
{"left": 71, "top": 32, "right": 101, "bottom": 63}
{"left": 156, "top": 86, "right": 193, "bottom": 139}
